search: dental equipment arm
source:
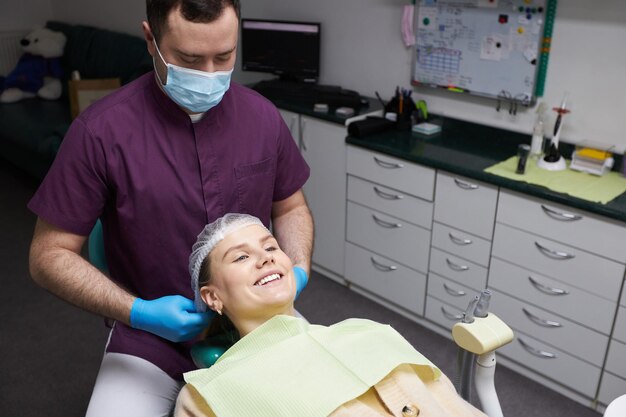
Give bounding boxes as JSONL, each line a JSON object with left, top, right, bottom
{"left": 452, "top": 290, "right": 514, "bottom": 417}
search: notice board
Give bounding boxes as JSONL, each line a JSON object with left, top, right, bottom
{"left": 412, "top": 0, "right": 553, "bottom": 106}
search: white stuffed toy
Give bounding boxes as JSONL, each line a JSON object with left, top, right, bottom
{"left": 0, "top": 28, "right": 67, "bottom": 103}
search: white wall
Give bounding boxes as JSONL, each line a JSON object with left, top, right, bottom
{"left": 238, "top": 0, "right": 626, "bottom": 151}
{"left": 46, "top": 0, "right": 626, "bottom": 150}
{"left": 0, "top": 0, "right": 54, "bottom": 30}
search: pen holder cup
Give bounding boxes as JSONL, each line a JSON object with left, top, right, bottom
{"left": 387, "top": 97, "right": 415, "bottom": 131}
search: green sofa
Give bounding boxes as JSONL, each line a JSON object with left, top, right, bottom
{"left": 0, "top": 21, "right": 152, "bottom": 180}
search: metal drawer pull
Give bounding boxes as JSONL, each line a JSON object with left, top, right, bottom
{"left": 370, "top": 257, "right": 397, "bottom": 272}
{"left": 288, "top": 116, "right": 297, "bottom": 134}
{"left": 441, "top": 306, "right": 464, "bottom": 321}
{"left": 453, "top": 178, "right": 479, "bottom": 190}
{"left": 372, "top": 214, "right": 402, "bottom": 229}
{"left": 534, "top": 241, "right": 575, "bottom": 260}
{"left": 373, "top": 156, "right": 404, "bottom": 169}
{"left": 373, "top": 186, "right": 404, "bottom": 200}
{"left": 445, "top": 258, "right": 469, "bottom": 271}
{"left": 528, "top": 276, "right": 570, "bottom": 296}
{"left": 300, "top": 120, "right": 307, "bottom": 151}
{"left": 443, "top": 283, "right": 466, "bottom": 297}
{"left": 540, "top": 205, "right": 582, "bottom": 222}
{"left": 448, "top": 233, "right": 472, "bottom": 245}
{"left": 522, "top": 307, "right": 563, "bottom": 328}
{"left": 518, "top": 337, "right": 558, "bottom": 359}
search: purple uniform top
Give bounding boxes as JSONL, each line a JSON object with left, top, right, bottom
{"left": 28, "top": 72, "right": 310, "bottom": 380}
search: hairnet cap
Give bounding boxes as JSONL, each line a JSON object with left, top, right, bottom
{"left": 189, "top": 213, "right": 268, "bottom": 312}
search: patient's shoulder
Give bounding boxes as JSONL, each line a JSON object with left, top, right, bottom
{"left": 174, "top": 384, "right": 216, "bottom": 417}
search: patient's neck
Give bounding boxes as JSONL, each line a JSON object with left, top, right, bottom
{"left": 233, "top": 306, "right": 296, "bottom": 337}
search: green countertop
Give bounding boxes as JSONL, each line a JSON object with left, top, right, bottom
{"left": 346, "top": 116, "right": 626, "bottom": 223}
{"left": 272, "top": 96, "right": 384, "bottom": 125}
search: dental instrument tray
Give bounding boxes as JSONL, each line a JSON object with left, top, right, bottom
{"left": 569, "top": 141, "right": 615, "bottom": 176}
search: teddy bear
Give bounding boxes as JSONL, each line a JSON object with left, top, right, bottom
{"left": 0, "top": 27, "right": 67, "bottom": 103}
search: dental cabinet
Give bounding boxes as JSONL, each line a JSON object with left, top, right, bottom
{"left": 341, "top": 116, "right": 626, "bottom": 413}
{"left": 277, "top": 101, "right": 382, "bottom": 282}
{"left": 345, "top": 146, "right": 434, "bottom": 316}
{"left": 273, "top": 100, "right": 626, "bottom": 411}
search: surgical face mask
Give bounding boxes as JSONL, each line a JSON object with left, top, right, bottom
{"left": 153, "top": 41, "right": 233, "bottom": 113}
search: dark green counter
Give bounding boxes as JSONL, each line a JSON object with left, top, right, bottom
{"left": 273, "top": 96, "right": 384, "bottom": 125}
{"left": 346, "top": 116, "right": 626, "bottom": 223}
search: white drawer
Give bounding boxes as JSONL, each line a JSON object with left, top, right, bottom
{"left": 498, "top": 330, "right": 601, "bottom": 398}
{"left": 492, "top": 223, "right": 624, "bottom": 302}
{"left": 346, "top": 201, "right": 431, "bottom": 274}
{"left": 347, "top": 175, "right": 433, "bottom": 230}
{"left": 488, "top": 289, "right": 609, "bottom": 366}
{"left": 434, "top": 171, "right": 498, "bottom": 240}
{"left": 425, "top": 296, "right": 464, "bottom": 333}
{"left": 345, "top": 242, "right": 426, "bottom": 316}
{"left": 346, "top": 145, "right": 435, "bottom": 201}
{"left": 614, "top": 305, "right": 626, "bottom": 344}
{"left": 488, "top": 258, "right": 616, "bottom": 335}
{"left": 497, "top": 190, "right": 626, "bottom": 263}
{"left": 431, "top": 222, "right": 491, "bottom": 267}
{"left": 427, "top": 272, "right": 481, "bottom": 311}
{"left": 606, "top": 339, "right": 626, "bottom": 380}
{"left": 598, "top": 372, "right": 626, "bottom": 406}
{"left": 429, "top": 248, "right": 488, "bottom": 292}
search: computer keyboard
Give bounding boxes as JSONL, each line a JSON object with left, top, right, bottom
{"left": 253, "top": 80, "right": 364, "bottom": 109}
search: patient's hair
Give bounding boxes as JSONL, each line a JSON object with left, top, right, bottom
{"left": 146, "top": 0, "right": 241, "bottom": 42}
{"left": 198, "top": 255, "right": 238, "bottom": 342}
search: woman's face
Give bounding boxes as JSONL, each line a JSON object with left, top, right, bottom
{"left": 200, "top": 224, "right": 296, "bottom": 322}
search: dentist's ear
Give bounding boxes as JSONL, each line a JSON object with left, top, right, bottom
{"left": 200, "top": 287, "right": 223, "bottom": 315}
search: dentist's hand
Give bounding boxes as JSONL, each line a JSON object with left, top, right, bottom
{"left": 130, "top": 295, "right": 213, "bottom": 342}
{"left": 293, "top": 266, "right": 309, "bottom": 299}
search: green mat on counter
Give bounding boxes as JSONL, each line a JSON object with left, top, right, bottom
{"left": 484, "top": 156, "right": 626, "bottom": 204}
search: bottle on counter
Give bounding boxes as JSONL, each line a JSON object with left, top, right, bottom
{"left": 530, "top": 119, "right": 544, "bottom": 157}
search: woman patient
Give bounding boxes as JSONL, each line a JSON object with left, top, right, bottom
{"left": 175, "top": 213, "right": 486, "bottom": 417}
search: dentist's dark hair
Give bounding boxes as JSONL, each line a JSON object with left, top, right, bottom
{"left": 147, "top": 0, "right": 241, "bottom": 42}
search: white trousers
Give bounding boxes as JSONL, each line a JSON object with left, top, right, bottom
{"left": 85, "top": 352, "right": 184, "bottom": 417}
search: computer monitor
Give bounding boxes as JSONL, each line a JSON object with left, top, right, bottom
{"left": 241, "top": 19, "right": 321, "bottom": 83}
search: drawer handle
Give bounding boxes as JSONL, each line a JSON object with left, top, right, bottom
{"left": 373, "top": 156, "right": 404, "bottom": 169}
{"left": 540, "top": 205, "right": 583, "bottom": 222}
{"left": 441, "top": 306, "right": 464, "bottom": 321}
{"left": 300, "top": 119, "right": 308, "bottom": 151}
{"left": 372, "top": 214, "right": 402, "bottom": 229}
{"left": 453, "top": 178, "right": 479, "bottom": 190}
{"left": 443, "top": 283, "right": 466, "bottom": 297}
{"left": 448, "top": 232, "right": 473, "bottom": 246}
{"left": 518, "top": 337, "right": 558, "bottom": 359}
{"left": 522, "top": 307, "right": 563, "bottom": 328}
{"left": 528, "top": 276, "right": 570, "bottom": 296}
{"left": 534, "top": 241, "right": 575, "bottom": 260}
{"left": 373, "top": 186, "right": 404, "bottom": 200}
{"left": 370, "top": 256, "right": 397, "bottom": 272}
{"left": 445, "top": 258, "right": 469, "bottom": 271}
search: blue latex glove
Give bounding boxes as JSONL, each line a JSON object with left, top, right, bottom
{"left": 130, "top": 295, "right": 213, "bottom": 342}
{"left": 293, "top": 266, "right": 308, "bottom": 299}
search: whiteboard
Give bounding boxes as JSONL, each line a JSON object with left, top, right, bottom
{"left": 412, "top": 0, "right": 548, "bottom": 106}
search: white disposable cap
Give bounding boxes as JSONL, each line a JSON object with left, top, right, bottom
{"left": 189, "top": 214, "right": 268, "bottom": 312}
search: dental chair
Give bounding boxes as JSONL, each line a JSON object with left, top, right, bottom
{"left": 452, "top": 290, "right": 513, "bottom": 417}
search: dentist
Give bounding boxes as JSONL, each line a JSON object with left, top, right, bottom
{"left": 27, "top": 1, "right": 313, "bottom": 416}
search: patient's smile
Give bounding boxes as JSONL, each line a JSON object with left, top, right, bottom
{"left": 254, "top": 273, "right": 283, "bottom": 286}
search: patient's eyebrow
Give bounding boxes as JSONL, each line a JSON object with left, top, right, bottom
{"left": 222, "top": 234, "right": 276, "bottom": 260}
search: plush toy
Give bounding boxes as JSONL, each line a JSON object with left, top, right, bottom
{"left": 0, "top": 28, "right": 67, "bottom": 103}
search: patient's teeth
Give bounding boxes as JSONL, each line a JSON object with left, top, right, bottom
{"left": 255, "top": 273, "right": 281, "bottom": 286}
